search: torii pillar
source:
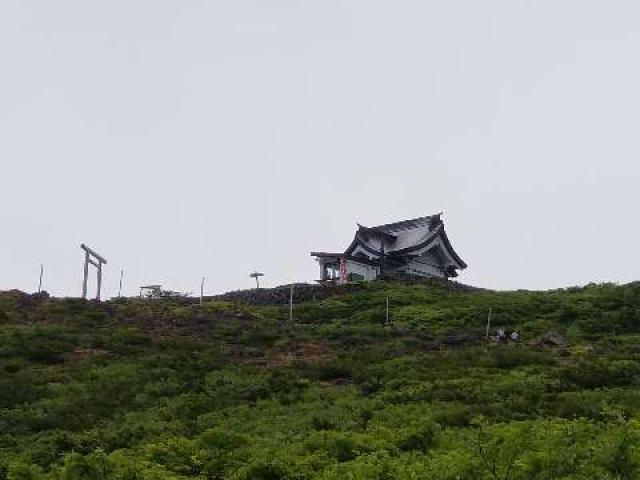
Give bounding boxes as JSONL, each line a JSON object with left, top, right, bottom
{"left": 81, "top": 244, "right": 107, "bottom": 300}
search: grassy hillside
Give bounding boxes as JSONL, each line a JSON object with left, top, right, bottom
{"left": 2, "top": 280, "right": 640, "bottom": 479}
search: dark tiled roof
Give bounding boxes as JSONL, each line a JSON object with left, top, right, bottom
{"left": 370, "top": 214, "right": 441, "bottom": 233}
{"left": 356, "top": 225, "right": 397, "bottom": 243}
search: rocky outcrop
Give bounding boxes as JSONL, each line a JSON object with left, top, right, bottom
{"left": 206, "top": 276, "right": 482, "bottom": 306}
{"left": 206, "top": 283, "right": 367, "bottom": 306}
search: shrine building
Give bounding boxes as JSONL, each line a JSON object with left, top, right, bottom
{"left": 311, "top": 214, "right": 467, "bottom": 283}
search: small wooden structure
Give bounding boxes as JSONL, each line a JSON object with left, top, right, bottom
{"left": 140, "top": 285, "right": 163, "bottom": 299}
{"left": 139, "top": 285, "right": 184, "bottom": 299}
{"left": 81, "top": 244, "right": 107, "bottom": 300}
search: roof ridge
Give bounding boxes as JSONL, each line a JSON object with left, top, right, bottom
{"left": 370, "top": 214, "right": 440, "bottom": 232}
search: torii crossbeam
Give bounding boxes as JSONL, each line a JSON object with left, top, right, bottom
{"left": 81, "top": 244, "right": 107, "bottom": 300}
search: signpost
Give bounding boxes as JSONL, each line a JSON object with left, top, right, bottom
{"left": 250, "top": 271, "right": 264, "bottom": 289}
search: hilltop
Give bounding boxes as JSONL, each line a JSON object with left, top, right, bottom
{"left": 2, "top": 280, "right": 640, "bottom": 479}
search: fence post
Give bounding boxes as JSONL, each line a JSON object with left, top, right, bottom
{"left": 289, "top": 283, "right": 294, "bottom": 323}
{"left": 485, "top": 308, "right": 492, "bottom": 337}
{"left": 386, "top": 296, "right": 390, "bottom": 325}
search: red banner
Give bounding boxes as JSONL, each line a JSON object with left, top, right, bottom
{"left": 339, "top": 258, "right": 347, "bottom": 284}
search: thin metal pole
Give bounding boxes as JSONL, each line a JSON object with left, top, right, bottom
{"left": 386, "top": 296, "right": 389, "bottom": 325}
{"left": 485, "top": 308, "right": 492, "bottom": 337}
{"left": 255, "top": 276, "right": 260, "bottom": 289}
{"left": 289, "top": 283, "right": 294, "bottom": 323}
{"left": 118, "top": 269, "right": 124, "bottom": 298}
{"left": 200, "top": 277, "right": 205, "bottom": 306}
{"left": 38, "top": 264, "right": 43, "bottom": 293}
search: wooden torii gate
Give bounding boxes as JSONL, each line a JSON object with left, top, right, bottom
{"left": 81, "top": 243, "right": 107, "bottom": 300}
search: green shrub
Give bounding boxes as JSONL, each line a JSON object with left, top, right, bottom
{"left": 306, "top": 431, "right": 363, "bottom": 462}
{"left": 563, "top": 358, "right": 640, "bottom": 389}
{"left": 6, "top": 462, "right": 43, "bottom": 480}
{"left": 0, "top": 326, "right": 75, "bottom": 363}
{"left": 433, "top": 404, "right": 472, "bottom": 427}
{"left": 397, "top": 420, "right": 439, "bottom": 453}
{"left": 311, "top": 415, "right": 337, "bottom": 431}
{"left": 59, "top": 450, "right": 113, "bottom": 480}
{"left": 486, "top": 346, "right": 554, "bottom": 369}
{"left": 313, "top": 361, "right": 353, "bottom": 382}
{"left": 146, "top": 437, "right": 202, "bottom": 476}
{"left": 234, "top": 460, "right": 292, "bottom": 480}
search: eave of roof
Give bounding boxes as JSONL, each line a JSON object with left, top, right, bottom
{"left": 379, "top": 224, "right": 467, "bottom": 270}
{"left": 344, "top": 233, "right": 385, "bottom": 257}
{"left": 310, "top": 252, "right": 344, "bottom": 258}
{"left": 439, "top": 227, "right": 468, "bottom": 269}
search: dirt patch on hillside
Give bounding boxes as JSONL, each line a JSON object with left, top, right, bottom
{"left": 65, "top": 347, "right": 111, "bottom": 361}
{"left": 268, "top": 341, "right": 335, "bottom": 367}
{"left": 121, "top": 311, "right": 258, "bottom": 341}
{"left": 238, "top": 341, "right": 335, "bottom": 368}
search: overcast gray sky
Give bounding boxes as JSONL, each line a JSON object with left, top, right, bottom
{"left": 1, "top": 1, "right": 639, "bottom": 297}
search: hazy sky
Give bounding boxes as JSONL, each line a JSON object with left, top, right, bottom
{"left": 1, "top": 1, "right": 639, "bottom": 297}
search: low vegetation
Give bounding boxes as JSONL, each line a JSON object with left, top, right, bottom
{"left": 2, "top": 280, "right": 640, "bottom": 479}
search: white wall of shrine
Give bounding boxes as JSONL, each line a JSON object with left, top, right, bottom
{"left": 345, "top": 260, "right": 379, "bottom": 281}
